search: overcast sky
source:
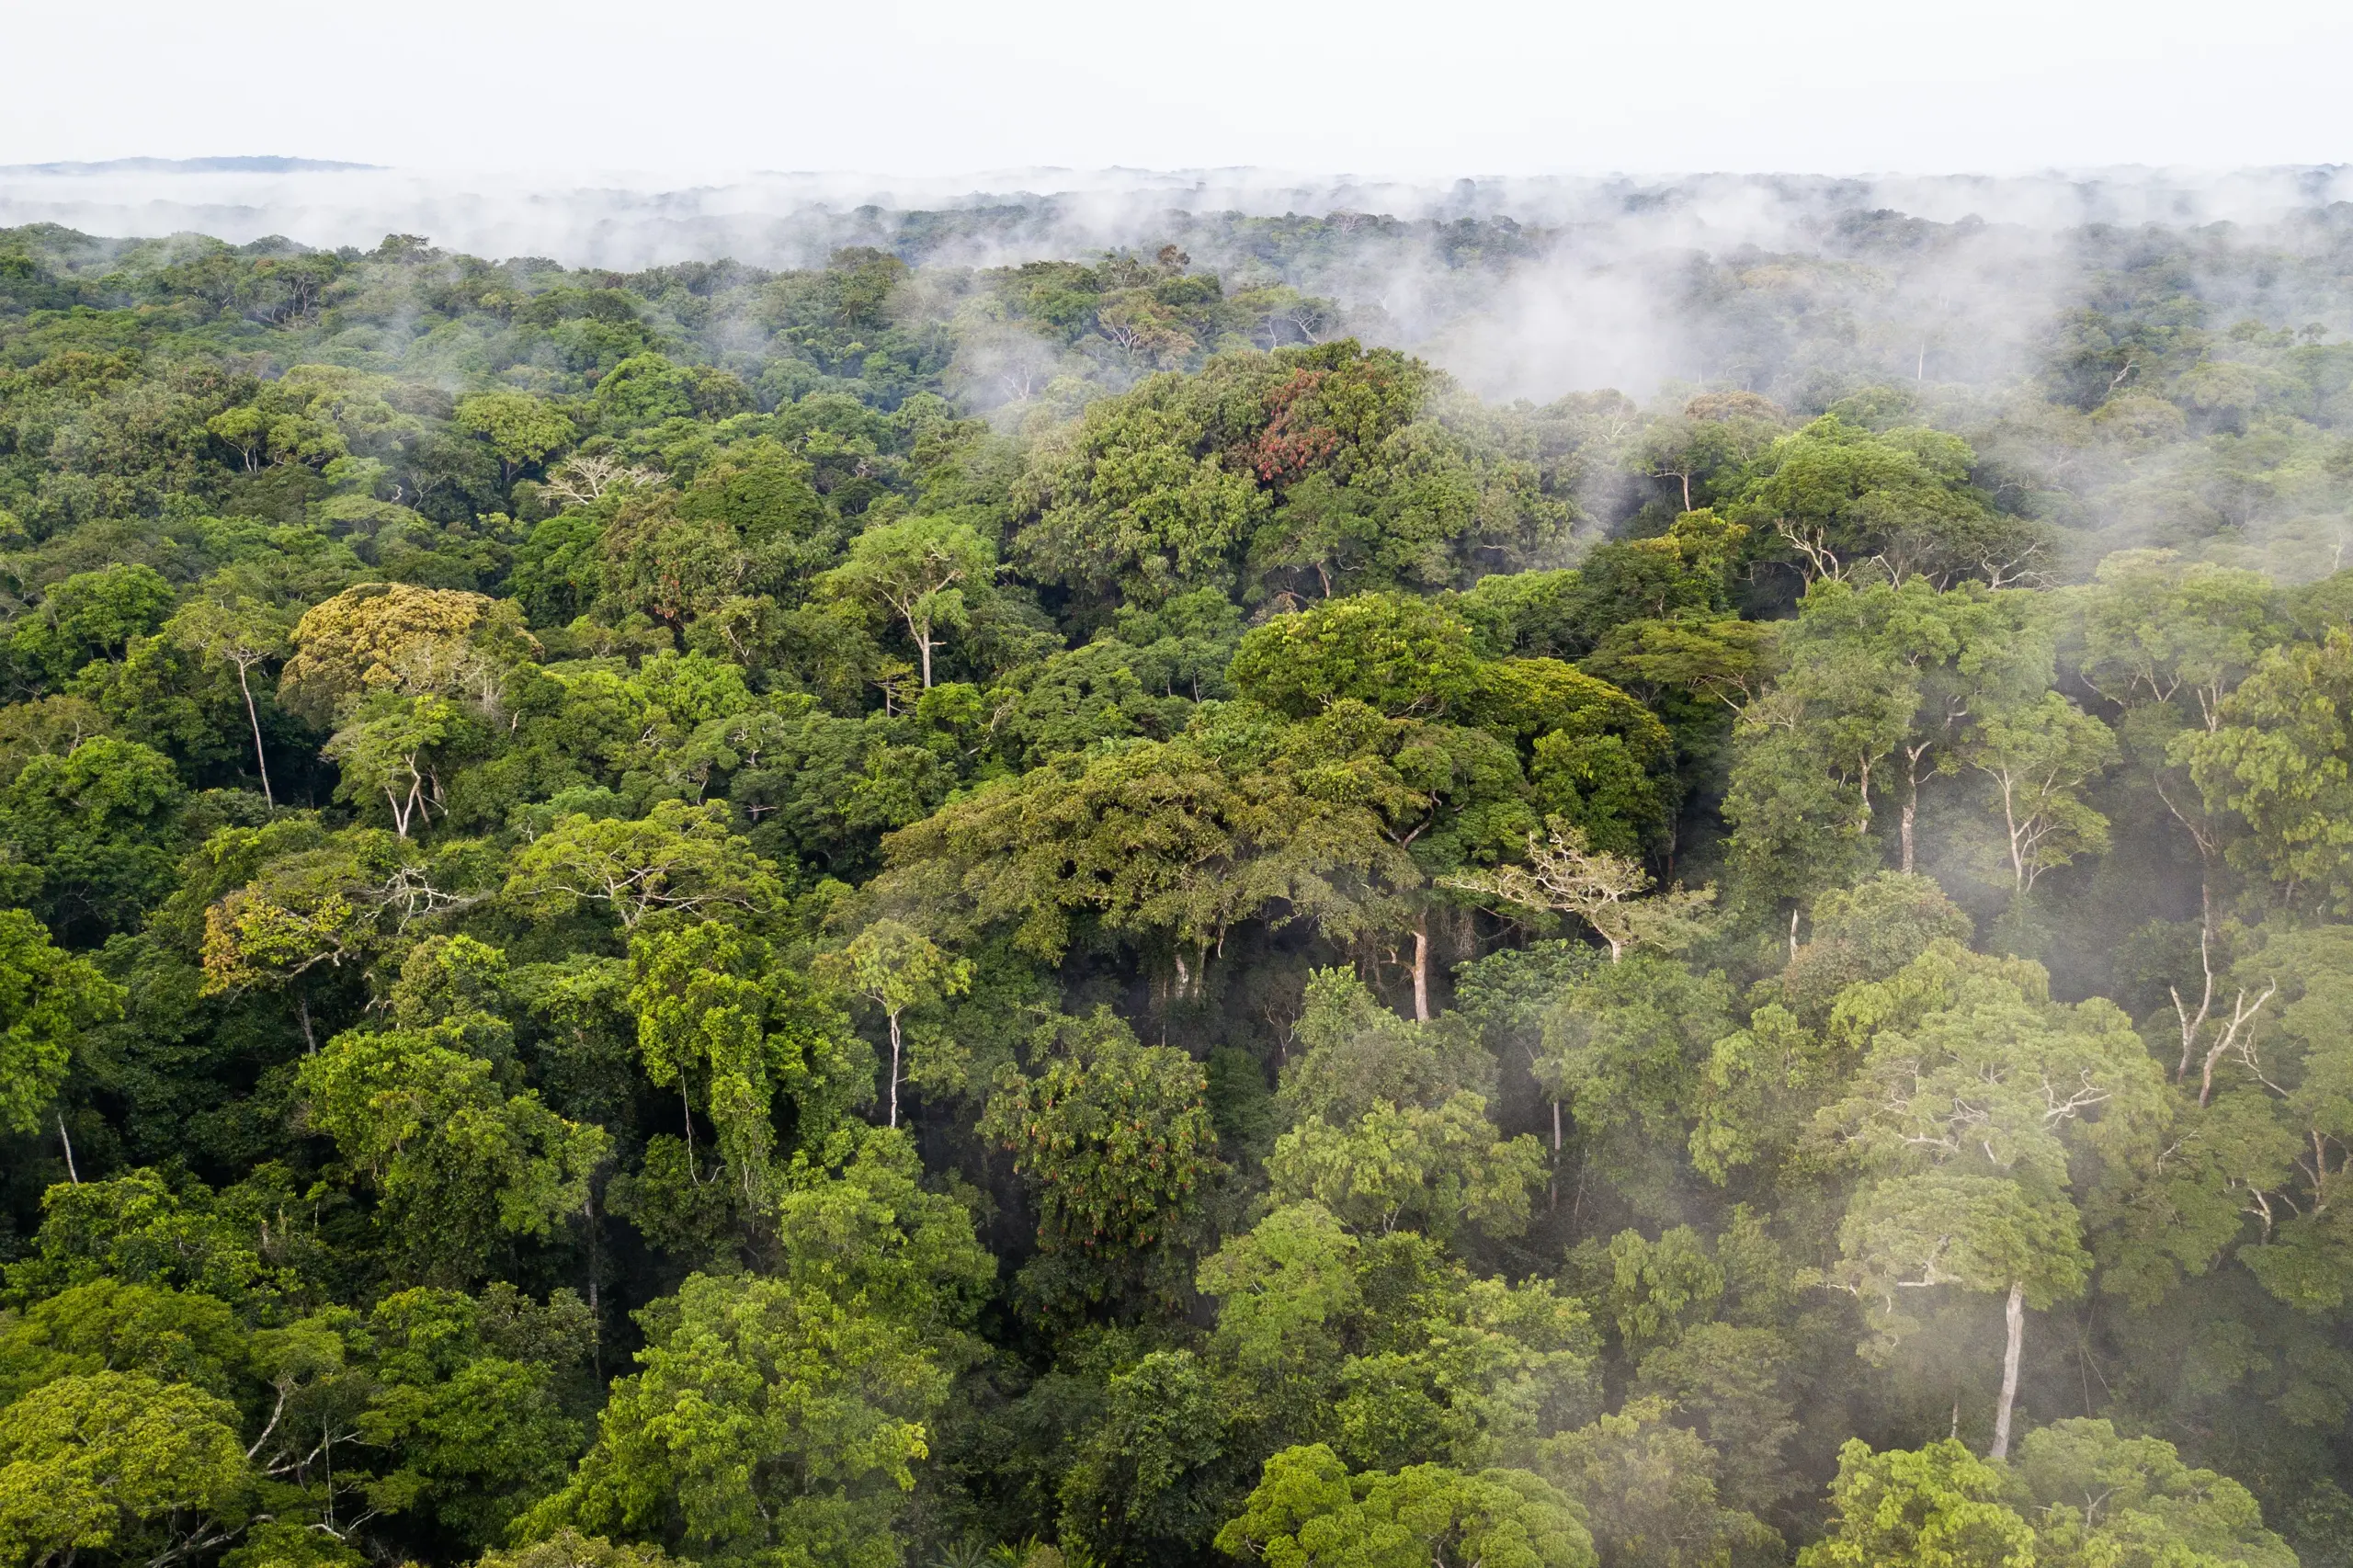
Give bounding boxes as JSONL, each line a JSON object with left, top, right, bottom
{"left": 6, "top": 0, "right": 2348, "bottom": 177}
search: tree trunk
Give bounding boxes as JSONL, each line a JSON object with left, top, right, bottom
{"left": 237, "top": 662, "right": 275, "bottom": 809}
{"left": 887, "top": 1013, "right": 903, "bottom": 1129}
{"left": 1411, "top": 915, "right": 1430, "bottom": 1022}
{"left": 1549, "top": 1099, "right": 1563, "bottom": 1210}
{"left": 914, "top": 622, "right": 934, "bottom": 688}
{"left": 1990, "top": 1279, "right": 2026, "bottom": 1460}
{"left": 58, "top": 1111, "right": 78, "bottom": 1184}
{"left": 1900, "top": 750, "right": 1923, "bottom": 874}
{"left": 582, "top": 1191, "right": 602, "bottom": 1382}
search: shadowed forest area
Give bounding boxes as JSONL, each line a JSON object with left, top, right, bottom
{"left": 4, "top": 199, "right": 2353, "bottom": 1568}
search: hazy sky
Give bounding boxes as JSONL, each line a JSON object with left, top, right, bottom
{"left": 7, "top": 0, "right": 2348, "bottom": 176}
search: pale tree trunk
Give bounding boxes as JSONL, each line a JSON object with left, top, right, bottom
{"left": 912, "top": 619, "right": 934, "bottom": 687}
{"left": 1411, "top": 915, "right": 1430, "bottom": 1022}
{"left": 58, "top": 1112, "right": 78, "bottom": 1184}
{"left": 1990, "top": 1279, "right": 2026, "bottom": 1460}
{"left": 1549, "top": 1099, "right": 1563, "bottom": 1209}
{"left": 236, "top": 661, "right": 275, "bottom": 808}
{"left": 1900, "top": 745, "right": 1927, "bottom": 874}
{"left": 887, "top": 1012, "right": 903, "bottom": 1128}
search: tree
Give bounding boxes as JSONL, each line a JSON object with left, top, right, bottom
{"left": 1771, "top": 871, "right": 1975, "bottom": 1023}
{"left": 166, "top": 592, "right": 294, "bottom": 807}
{"left": 197, "top": 824, "right": 435, "bottom": 1001}
{"left": 456, "top": 391, "right": 575, "bottom": 485}
{"left": 2007, "top": 1419, "right": 2294, "bottom": 1568}
{"left": 2181, "top": 628, "right": 2353, "bottom": 915}
{"left": 1728, "top": 415, "right": 2038, "bottom": 588}
{"left": 770, "top": 1127, "right": 995, "bottom": 1338}
{"left": 880, "top": 714, "right": 1414, "bottom": 988}
{"left": 597, "top": 494, "right": 748, "bottom": 637}
{"left": 1213, "top": 1443, "right": 1596, "bottom": 1568}
{"left": 357, "top": 1287, "right": 593, "bottom": 1549}
{"left": 5, "top": 1169, "right": 278, "bottom": 1305}
{"left": 1231, "top": 594, "right": 1482, "bottom": 721}
{"left": 2074, "top": 551, "right": 2282, "bottom": 735}
{"left": 1442, "top": 819, "right": 1713, "bottom": 963}
{"left": 1834, "top": 1172, "right": 2089, "bottom": 1460}
{"left": 1630, "top": 1321, "right": 1801, "bottom": 1517}
{"left": 626, "top": 922, "right": 859, "bottom": 1212}
{"left": 0, "top": 1278, "right": 244, "bottom": 1404}
{"left": 1722, "top": 579, "right": 2044, "bottom": 898}
{"left": 1966, "top": 690, "right": 2117, "bottom": 895}
{"left": 1267, "top": 1094, "right": 1543, "bottom": 1244}
{"left": 279, "top": 583, "right": 535, "bottom": 724}
{"left": 1199, "top": 1201, "right": 1362, "bottom": 1387}
{"left": 297, "top": 1022, "right": 608, "bottom": 1282}
{"left": 817, "top": 517, "right": 995, "bottom": 687}
{"left": 0, "top": 1370, "right": 252, "bottom": 1568}
{"left": 1796, "top": 1439, "right": 2035, "bottom": 1568}
{"left": 2147, "top": 925, "right": 2353, "bottom": 1312}
{"left": 813, "top": 919, "right": 973, "bottom": 1128}
{"left": 0, "top": 908, "right": 124, "bottom": 1141}
{"left": 1540, "top": 1398, "right": 1776, "bottom": 1568}
{"left": 980, "top": 1009, "right": 1219, "bottom": 1312}
{"left": 1010, "top": 368, "right": 1267, "bottom": 606}
{"left": 506, "top": 801, "right": 784, "bottom": 929}
{"left": 0, "top": 736, "right": 189, "bottom": 943}
{"left": 2072, "top": 551, "right": 2282, "bottom": 903}
{"left": 9, "top": 564, "right": 177, "bottom": 685}
{"left": 1535, "top": 956, "right": 1733, "bottom": 1171}
{"left": 522, "top": 1272, "right": 949, "bottom": 1568}
{"left": 1820, "top": 943, "right": 2165, "bottom": 1457}
{"left": 324, "top": 694, "right": 475, "bottom": 837}
{"left": 1275, "top": 967, "right": 1494, "bottom": 1131}
{"left": 477, "top": 1531, "right": 688, "bottom": 1568}
{"left": 1056, "top": 1348, "right": 1237, "bottom": 1564}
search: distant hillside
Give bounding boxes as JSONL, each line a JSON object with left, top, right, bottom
{"left": 0, "top": 154, "right": 380, "bottom": 174}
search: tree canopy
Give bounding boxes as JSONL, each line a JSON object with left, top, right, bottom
{"left": 0, "top": 204, "right": 2347, "bottom": 1568}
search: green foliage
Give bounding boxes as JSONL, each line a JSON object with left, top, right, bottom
{"left": 980, "top": 1010, "right": 1217, "bottom": 1308}
{"left": 623, "top": 921, "right": 861, "bottom": 1216}
{"left": 1268, "top": 1093, "right": 1543, "bottom": 1244}
{"left": 527, "top": 1272, "right": 949, "bottom": 1568}
{"left": 0, "top": 908, "right": 122, "bottom": 1133}
{"left": 817, "top": 517, "right": 998, "bottom": 688}
{"left": 1798, "top": 1439, "right": 2035, "bottom": 1568}
{"left": 9, "top": 563, "right": 177, "bottom": 683}
{"left": 0, "top": 212, "right": 2342, "bottom": 1568}
{"left": 298, "top": 1017, "right": 608, "bottom": 1282}
{"left": 1540, "top": 1398, "right": 1776, "bottom": 1568}
{"left": 506, "top": 801, "right": 784, "bottom": 929}
{"left": 1212, "top": 1443, "right": 1595, "bottom": 1568}
{"left": 2009, "top": 1419, "right": 2295, "bottom": 1568}
{"left": 1231, "top": 595, "right": 1481, "bottom": 720}
{"left": 2183, "top": 628, "right": 2353, "bottom": 914}
{"left": 0, "top": 735, "right": 189, "bottom": 940}
{"left": 456, "top": 392, "right": 575, "bottom": 485}
{"left": 0, "top": 1370, "right": 252, "bottom": 1568}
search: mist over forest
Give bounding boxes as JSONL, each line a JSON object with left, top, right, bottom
{"left": 3, "top": 161, "right": 2353, "bottom": 1568}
